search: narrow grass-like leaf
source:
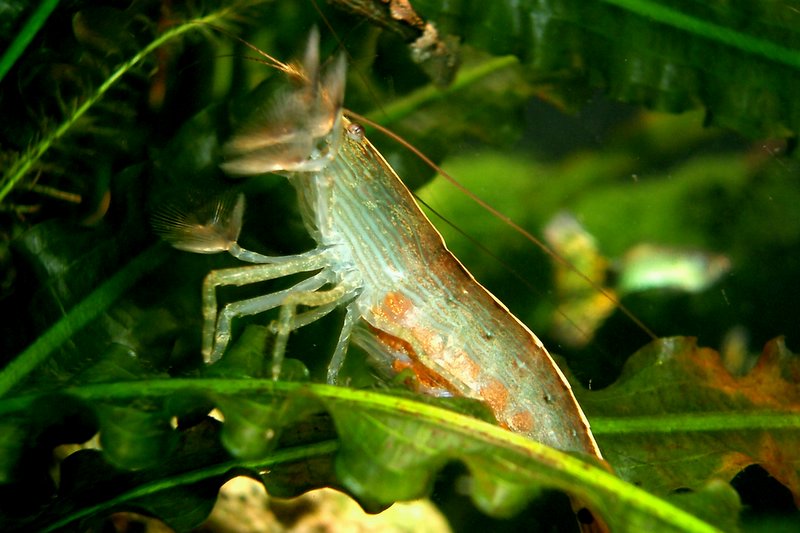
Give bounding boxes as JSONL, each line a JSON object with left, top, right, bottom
{"left": 0, "top": 0, "right": 60, "bottom": 83}
{"left": 0, "top": 245, "right": 167, "bottom": 397}
{"left": 0, "top": 4, "right": 243, "bottom": 203}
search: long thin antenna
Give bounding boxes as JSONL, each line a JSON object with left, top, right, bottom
{"left": 310, "top": 0, "right": 388, "bottom": 117}
{"left": 200, "top": 23, "right": 300, "bottom": 79}
{"left": 346, "top": 109, "right": 658, "bottom": 341}
{"left": 412, "top": 193, "right": 607, "bottom": 347}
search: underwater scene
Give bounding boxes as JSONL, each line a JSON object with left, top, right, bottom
{"left": 1, "top": 1, "right": 799, "bottom": 531}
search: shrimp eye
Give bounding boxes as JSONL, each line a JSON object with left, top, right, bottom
{"left": 347, "top": 122, "right": 365, "bottom": 141}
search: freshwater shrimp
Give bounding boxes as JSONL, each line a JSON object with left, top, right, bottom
{"left": 153, "top": 29, "right": 602, "bottom": 459}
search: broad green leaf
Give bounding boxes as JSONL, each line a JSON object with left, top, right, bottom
{"left": 413, "top": 0, "right": 800, "bottom": 141}
{"left": 95, "top": 402, "right": 178, "bottom": 470}
{"left": 580, "top": 337, "right": 800, "bottom": 507}
{"left": 667, "top": 480, "right": 742, "bottom": 533}
{"left": 0, "top": 379, "right": 720, "bottom": 532}
{"left": 37, "top": 422, "right": 237, "bottom": 532}
{"left": 0, "top": 418, "right": 31, "bottom": 485}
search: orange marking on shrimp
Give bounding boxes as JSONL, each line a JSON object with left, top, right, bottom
{"left": 416, "top": 330, "right": 482, "bottom": 382}
{"left": 509, "top": 410, "right": 535, "bottom": 434}
{"left": 369, "top": 325, "right": 458, "bottom": 393}
{"left": 381, "top": 291, "right": 415, "bottom": 322}
{"left": 373, "top": 327, "right": 416, "bottom": 357}
{"left": 377, "top": 291, "right": 485, "bottom": 385}
{"left": 391, "top": 358, "right": 456, "bottom": 392}
{"left": 479, "top": 378, "right": 510, "bottom": 416}
{"left": 442, "top": 347, "right": 482, "bottom": 382}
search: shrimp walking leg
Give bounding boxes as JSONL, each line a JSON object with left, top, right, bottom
{"left": 290, "top": 300, "right": 342, "bottom": 329}
{"left": 227, "top": 243, "right": 287, "bottom": 264}
{"left": 210, "top": 269, "right": 335, "bottom": 363}
{"left": 270, "top": 283, "right": 355, "bottom": 379}
{"left": 327, "top": 304, "right": 358, "bottom": 385}
{"left": 201, "top": 251, "right": 332, "bottom": 362}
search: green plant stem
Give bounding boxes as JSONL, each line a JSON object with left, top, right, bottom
{"left": 0, "top": 0, "right": 60, "bottom": 83}
{"left": 592, "top": 412, "right": 800, "bottom": 433}
{"left": 6, "top": 378, "right": 798, "bottom": 435}
{"left": 0, "top": 5, "right": 240, "bottom": 204}
{"left": 0, "top": 245, "right": 168, "bottom": 397}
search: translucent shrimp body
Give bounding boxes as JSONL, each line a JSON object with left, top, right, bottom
{"left": 157, "top": 31, "right": 601, "bottom": 459}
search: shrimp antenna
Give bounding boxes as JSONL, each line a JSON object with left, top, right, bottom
{"left": 346, "top": 109, "right": 658, "bottom": 342}
{"left": 198, "top": 22, "right": 302, "bottom": 79}
{"left": 309, "top": 0, "right": 388, "bottom": 117}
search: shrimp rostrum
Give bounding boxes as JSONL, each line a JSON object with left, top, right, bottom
{"left": 154, "top": 30, "right": 601, "bottom": 460}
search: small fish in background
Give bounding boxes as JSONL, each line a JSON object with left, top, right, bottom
{"left": 545, "top": 212, "right": 732, "bottom": 348}
{"left": 616, "top": 243, "right": 732, "bottom": 295}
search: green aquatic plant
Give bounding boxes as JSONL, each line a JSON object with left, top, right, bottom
{"left": 1, "top": 1, "right": 799, "bottom": 531}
